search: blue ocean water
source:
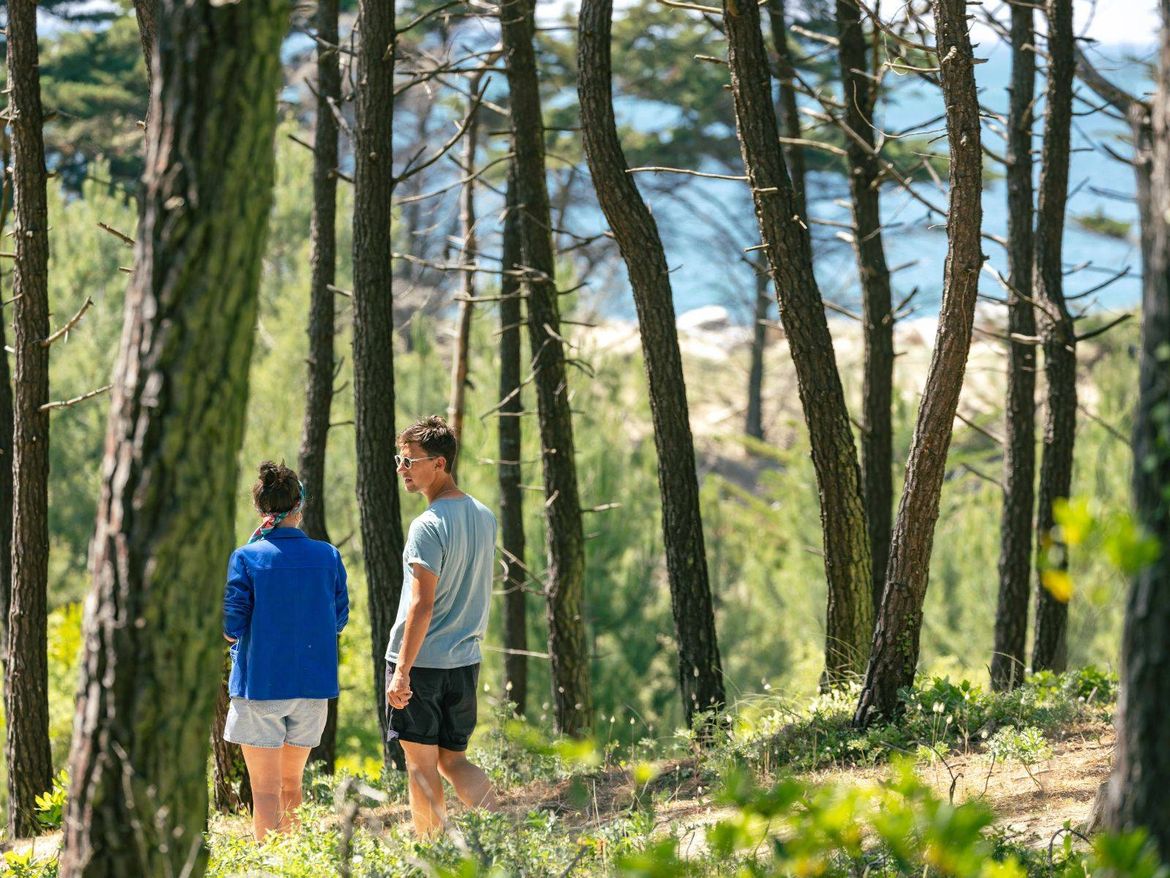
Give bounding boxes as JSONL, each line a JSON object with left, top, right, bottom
{"left": 588, "top": 40, "right": 1155, "bottom": 321}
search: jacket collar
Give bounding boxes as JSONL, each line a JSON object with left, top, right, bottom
{"left": 265, "top": 527, "right": 307, "bottom": 539}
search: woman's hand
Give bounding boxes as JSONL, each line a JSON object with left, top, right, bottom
{"left": 386, "top": 668, "right": 412, "bottom": 709}
{"left": 223, "top": 633, "right": 238, "bottom": 644}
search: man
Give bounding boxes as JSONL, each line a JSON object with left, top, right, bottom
{"left": 385, "top": 415, "right": 499, "bottom": 835}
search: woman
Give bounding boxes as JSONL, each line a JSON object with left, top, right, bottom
{"left": 222, "top": 461, "right": 349, "bottom": 841}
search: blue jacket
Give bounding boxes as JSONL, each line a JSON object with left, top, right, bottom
{"left": 223, "top": 528, "right": 349, "bottom": 699}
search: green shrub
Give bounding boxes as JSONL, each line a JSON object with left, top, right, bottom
{"left": 33, "top": 770, "right": 69, "bottom": 831}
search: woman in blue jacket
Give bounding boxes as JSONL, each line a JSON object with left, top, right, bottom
{"left": 223, "top": 461, "right": 349, "bottom": 841}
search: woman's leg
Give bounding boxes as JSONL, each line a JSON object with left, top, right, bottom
{"left": 278, "top": 744, "right": 312, "bottom": 832}
{"left": 240, "top": 745, "right": 284, "bottom": 842}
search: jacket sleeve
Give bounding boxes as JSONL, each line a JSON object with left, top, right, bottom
{"left": 223, "top": 550, "right": 253, "bottom": 639}
{"left": 334, "top": 548, "right": 349, "bottom": 634}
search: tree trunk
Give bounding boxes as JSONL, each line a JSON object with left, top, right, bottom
{"left": 0, "top": 143, "right": 16, "bottom": 675}
{"left": 1094, "top": 1, "right": 1170, "bottom": 852}
{"left": 578, "top": 0, "right": 727, "bottom": 725}
{"left": 721, "top": 0, "right": 872, "bottom": 685}
{"left": 500, "top": 0, "right": 592, "bottom": 736}
{"left": 991, "top": 1, "right": 1037, "bottom": 692}
{"left": 745, "top": 262, "right": 769, "bottom": 441}
{"left": 836, "top": 0, "right": 895, "bottom": 618}
{"left": 4, "top": 0, "right": 53, "bottom": 840}
{"left": 1031, "top": 0, "right": 1076, "bottom": 674}
{"left": 853, "top": 0, "right": 983, "bottom": 727}
{"left": 765, "top": 0, "right": 806, "bottom": 215}
{"left": 353, "top": 0, "right": 408, "bottom": 768}
{"left": 58, "top": 1, "right": 287, "bottom": 874}
{"left": 499, "top": 165, "right": 529, "bottom": 715}
{"left": 210, "top": 655, "right": 252, "bottom": 813}
{"left": 299, "top": 0, "right": 341, "bottom": 772}
{"left": 132, "top": 0, "right": 157, "bottom": 79}
{"left": 447, "top": 74, "right": 484, "bottom": 477}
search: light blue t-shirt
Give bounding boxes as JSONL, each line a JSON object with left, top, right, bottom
{"left": 385, "top": 494, "right": 497, "bottom": 669}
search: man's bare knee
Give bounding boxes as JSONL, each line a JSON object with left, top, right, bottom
{"left": 437, "top": 748, "right": 469, "bottom": 775}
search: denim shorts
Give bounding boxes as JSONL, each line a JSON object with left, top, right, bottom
{"left": 223, "top": 697, "right": 328, "bottom": 749}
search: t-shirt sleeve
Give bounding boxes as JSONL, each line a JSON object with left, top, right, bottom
{"left": 404, "top": 517, "right": 443, "bottom": 577}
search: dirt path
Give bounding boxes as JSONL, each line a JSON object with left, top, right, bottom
{"left": 8, "top": 722, "right": 1115, "bottom": 866}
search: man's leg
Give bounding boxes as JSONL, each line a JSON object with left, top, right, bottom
{"left": 240, "top": 745, "right": 283, "bottom": 842}
{"left": 437, "top": 748, "right": 499, "bottom": 810}
{"left": 401, "top": 740, "right": 447, "bottom": 835}
{"left": 278, "top": 743, "right": 312, "bottom": 832}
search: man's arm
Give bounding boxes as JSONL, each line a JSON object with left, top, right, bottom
{"left": 386, "top": 563, "right": 437, "bottom": 708}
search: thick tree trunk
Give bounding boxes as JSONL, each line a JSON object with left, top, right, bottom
{"left": 1095, "top": 1, "right": 1170, "bottom": 852}
{"left": 300, "top": 0, "right": 341, "bottom": 771}
{"left": 448, "top": 75, "right": 484, "bottom": 476}
{"left": 578, "top": 0, "right": 726, "bottom": 725}
{"left": 4, "top": 0, "right": 53, "bottom": 840}
{"left": 853, "top": 0, "right": 983, "bottom": 727}
{"left": 745, "top": 263, "right": 769, "bottom": 441}
{"left": 210, "top": 656, "right": 252, "bottom": 813}
{"left": 836, "top": 0, "right": 894, "bottom": 618}
{"left": 721, "top": 0, "right": 872, "bottom": 685}
{"left": 132, "top": 0, "right": 157, "bottom": 78}
{"left": 499, "top": 166, "right": 529, "bottom": 715}
{"left": 991, "top": 1, "right": 1038, "bottom": 692}
{"left": 1031, "top": 0, "right": 1076, "bottom": 674}
{"left": 0, "top": 144, "right": 16, "bottom": 675}
{"left": 765, "top": 0, "right": 806, "bottom": 214}
{"left": 500, "top": 0, "right": 591, "bottom": 735}
{"left": 58, "top": 2, "right": 287, "bottom": 874}
{"left": 353, "top": 0, "right": 408, "bottom": 768}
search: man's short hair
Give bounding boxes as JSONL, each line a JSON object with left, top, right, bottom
{"left": 397, "top": 416, "right": 458, "bottom": 473}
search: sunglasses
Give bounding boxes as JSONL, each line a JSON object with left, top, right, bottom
{"left": 395, "top": 454, "right": 438, "bottom": 470}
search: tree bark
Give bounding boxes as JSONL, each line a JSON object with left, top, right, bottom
{"left": 991, "top": 0, "right": 1037, "bottom": 692}
{"left": 132, "top": 0, "right": 157, "bottom": 80}
{"left": 500, "top": 0, "right": 592, "bottom": 735}
{"left": 836, "top": 0, "right": 895, "bottom": 618}
{"left": 300, "top": 0, "right": 341, "bottom": 771}
{"left": 1031, "top": 0, "right": 1076, "bottom": 674}
{"left": 578, "top": 0, "right": 727, "bottom": 725}
{"left": 4, "top": 0, "right": 53, "bottom": 840}
{"left": 766, "top": 0, "right": 806, "bottom": 215}
{"left": 58, "top": 1, "right": 287, "bottom": 874}
{"left": 853, "top": 0, "right": 983, "bottom": 726}
{"left": 499, "top": 165, "right": 529, "bottom": 715}
{"left": 353, "top": 0, "right": 408, "bottom": 767}
{"left": 1094, "top": 0, "right": 1170, "bottom": 852}
{"left": 745, "top": 262, "right": 769, "bottom": 441}
{"left": 0, "top": 142, "right": 16, "bottom": 676}
{"left": 447, "top": 74, "right": 484, "bottom": 477}
{"left": 210, "top": 655, "right": 252, "bottom": 813}
{"left": 721, "top": 0, "right": 872, "bottom": 685}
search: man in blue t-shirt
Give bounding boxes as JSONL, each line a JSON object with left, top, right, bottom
{"left": 385, "top": 415, "right": 499, "bottom": 835}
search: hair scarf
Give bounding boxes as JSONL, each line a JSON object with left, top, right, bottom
{"left": 248, "top": 481, "right": 306, "bottom": 544}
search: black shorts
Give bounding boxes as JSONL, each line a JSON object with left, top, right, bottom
{"left": 385, "top": 662, "right": 480, "bottom": 751}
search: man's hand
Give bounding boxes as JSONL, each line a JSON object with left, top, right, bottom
{"left": 224, "top": 633, "right": 237, "bottom": 644}
{"left": 386, "top": 668, "right": 412, "bottom": 709}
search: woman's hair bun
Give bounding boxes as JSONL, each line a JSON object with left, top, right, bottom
{"left": 258, "top": 460, "right": 280, "bottom": 486}
{"left": 252, "top": 460, "right": 300, "bottom": 514}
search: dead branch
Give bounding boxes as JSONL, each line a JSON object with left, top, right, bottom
{"left": 955, "top": 411, "right": 1004, "bottom": 447}
{"left": 41, "top": 383, "right": 112, "bottom": 412}
{"left": 98, "top": 222, "right": 135, "bottom": 247}
{"left": 1076, "top": 312, "right": 1132, "bottom": 343}
{"left": 42, "top": 296, "right": 94, "bottom": 347}
{"left": 627, "top": 166, "right": 748, "bottom": 181}
{"left": 395, "top": 86, "right": 489, "bottom": 185}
